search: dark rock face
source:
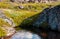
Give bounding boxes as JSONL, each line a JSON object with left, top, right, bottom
{"left": 47, "top": 5, "right": 60, "bottom": 39}
{"left": 32, "top": 5, "right": 60, "bottom": 32}
{"left": 48, "top": 5, "right": 60, "bottom": 31}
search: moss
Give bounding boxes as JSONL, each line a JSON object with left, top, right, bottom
{"left": 0, "top": 27, "right": 6, "bottom": 37}
{"left": 0, "top": 18, "right": 11, "bottom": 26}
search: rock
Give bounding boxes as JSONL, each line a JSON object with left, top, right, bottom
{"left": 18, "top": 6, "right": 24, "bottom": 9}
{"left": 30, "top": 5, "right": 60, "bottom": 32}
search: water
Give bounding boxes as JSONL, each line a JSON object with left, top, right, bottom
{"left": 11, "top": 30, "right": 42, "bottom": 39}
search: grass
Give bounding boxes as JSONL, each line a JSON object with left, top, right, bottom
{"left": 0, "top": 18, "right": 10, "bottom": 37}
{"left": 4, "top": 9, "right": 39, "bottom": 26}
{"left": 0, "top": 18, "right": 10, "bottom": 26}
{"left": 0, "top": 27, "right": 6, "bottom": 37}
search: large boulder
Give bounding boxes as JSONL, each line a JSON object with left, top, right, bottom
{"left": 32, "top": 5, "right": 60, "bottom": 31}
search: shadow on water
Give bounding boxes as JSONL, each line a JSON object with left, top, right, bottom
{"left": 15, "top": 5, "right": 60, "bottom": 39}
